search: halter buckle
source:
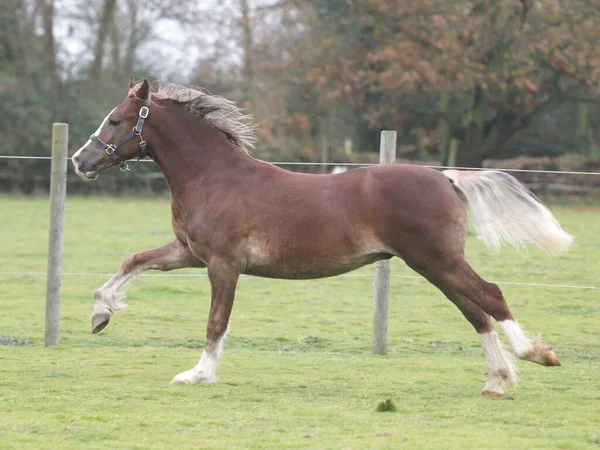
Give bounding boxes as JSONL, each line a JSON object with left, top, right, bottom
{"left": 139, "top": 106, "right": 149, "bottom": 119}
{"left": 104, "top": 144, "right": 116, "bottom": 155}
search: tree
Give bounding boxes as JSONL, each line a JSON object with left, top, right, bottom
{"left": 89, "top": 0, "right": 117, "bottom": 82}
{"left": 330, "top": 0, "right": 600, "bottom": 165}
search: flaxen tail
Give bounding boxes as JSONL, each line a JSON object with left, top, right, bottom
{"left": 442, "top": 170, "right": 573, "bottom": 253}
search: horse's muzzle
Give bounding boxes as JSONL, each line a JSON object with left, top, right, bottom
{"left": 74, "top": 167, "right": 99, "bottom": 180}
{"left": 72, "top": 150, "right": 104, "bottom": 180}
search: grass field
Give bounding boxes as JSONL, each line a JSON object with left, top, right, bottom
{"left": 1, "top": 195, "right": 599, "bottom": 449}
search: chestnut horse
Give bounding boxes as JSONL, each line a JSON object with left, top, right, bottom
{"left": 72, "top": 79, "right": 572, "bottom": 396}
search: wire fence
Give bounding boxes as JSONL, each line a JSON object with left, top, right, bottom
{"left": 0, "top": 155, "right": 52, "bottom": 160}
{"left": 2, "top": 152, "right": 599, "bottom": 292}
{"left": 0, "top": 271, "right": 599, "bottom": 291}
{"left": 2, "top": 153, "right": 600, "bottom": 176}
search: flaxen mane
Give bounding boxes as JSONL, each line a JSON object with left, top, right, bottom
{"left": 151, "top": 83, "right": 257, "bottom": 154}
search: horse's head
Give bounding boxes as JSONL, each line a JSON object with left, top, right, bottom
{"left": 72, "top": 78, "right": 151, "bottom": 180}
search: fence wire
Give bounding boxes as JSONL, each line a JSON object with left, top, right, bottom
{"left": 0, "top": 271, "right": 598, "bottom": 291}
{"left": 2, "top": 154, "right": 600, "bottom": 176}
{"left": 0, "top": 155, "right": 52, "bottom": 160}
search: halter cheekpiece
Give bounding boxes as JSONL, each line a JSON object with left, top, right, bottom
{"left": 89, "top": 104, "right": 150, "bottom": 172}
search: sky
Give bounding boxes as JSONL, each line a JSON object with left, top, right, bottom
{"left": 54, "top": 0, "right": 216, "bottom": 81}
{"left": 52, "top": 0, "right": 279, "bottom": 82}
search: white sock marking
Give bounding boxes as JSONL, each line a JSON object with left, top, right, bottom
{"left": 171, "top": 325, "right": 229, "bottom": 385}
{"left": 479, "top": 330, "right": 517, "bottom": 393}
{"left": 499, "top": 320, "right": 534, "bottom": 357}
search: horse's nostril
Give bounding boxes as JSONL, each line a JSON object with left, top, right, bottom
{"left": 72, "top": 155, "right": 80, "bottom": 167}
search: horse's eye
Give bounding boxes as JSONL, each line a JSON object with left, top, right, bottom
{"left": 108, "top": 119, "right": 121, "bottom": 127}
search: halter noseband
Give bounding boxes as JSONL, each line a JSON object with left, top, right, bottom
{"left": 89, "top": 105, "right": 150, "bottom": 172}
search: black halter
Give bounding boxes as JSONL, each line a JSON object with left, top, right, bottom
{"left": 89, "top": 105, "right": 150, "bottom": 172}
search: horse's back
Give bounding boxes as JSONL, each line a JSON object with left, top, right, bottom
{"left": 235, "top": 163, "right": 467, "bottom": 278}
{"left": 356, "top": 164, "right": 468, "bottom": 260}
{"left": 360, "top": 164, "right": 463, "bottom": 218}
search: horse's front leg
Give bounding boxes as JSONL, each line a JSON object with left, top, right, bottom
{"left": 92, "top": 239, "right": 201, "bottom": 333}
{"left": 170, "top": 258, "right": 239, "bottom": 385}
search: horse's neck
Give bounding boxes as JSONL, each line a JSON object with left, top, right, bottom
{"left": 149, "top": 106, "right": 254, "bottom": 196}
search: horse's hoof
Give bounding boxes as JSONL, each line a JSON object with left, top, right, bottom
{"left": 540, "top": 347, "right": 561, "bottom": 366}
{"left": 169, "top": 369, "right": 216, "bottom": 385}
{"left": 91, "top": 314, "right": 110, "bottom": 334}
{"left": 484, "top": 393, "right": 515, "bottom": 400}
{"left": 482, "top": 390, "right": 503, "bottom": 398}
{"left": 521, "top": 346, "right": 561, "bottom": 366}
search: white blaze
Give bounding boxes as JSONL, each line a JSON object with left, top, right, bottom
{"left": 72, "top": 107, "right": 117, "bottom": 160}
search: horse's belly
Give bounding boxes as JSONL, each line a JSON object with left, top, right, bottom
{"left": 243, "top": 252, "right": 392, "bottom": 279}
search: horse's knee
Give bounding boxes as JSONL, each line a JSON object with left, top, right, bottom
{"left": 481, "top": 282, "right": 513, "bottom": 321}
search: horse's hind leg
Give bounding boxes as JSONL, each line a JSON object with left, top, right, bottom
{"left": 92, "top": 239, "right": 201, "bottom": 333}
{"left": 497, "top": 309, "right": 561, "bottom": 366}
{"left": 415, "top": 253, "right": 561, "bottom": 377}
{"left": 435, "top": 261, "right": 561, "bottom": 366}
{"left": 421, "top": 271, "right": 517, "bottom": 396}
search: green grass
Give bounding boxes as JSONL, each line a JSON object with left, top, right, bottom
{"left": 1, "top": 196, "right": 599, "bottom": 449}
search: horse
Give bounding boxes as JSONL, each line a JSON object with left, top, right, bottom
{"left": 72, "top": 78, "right": 573, "bottom": 396}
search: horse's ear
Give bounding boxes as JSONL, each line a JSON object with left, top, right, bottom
{"left": 135, "top": 79, "right": 150, "bottom": 101}
{"left": 128, "top": 76, "right": 135, "bottom": 89}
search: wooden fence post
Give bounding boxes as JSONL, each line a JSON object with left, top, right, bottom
{"left": 45, "top": 123, "right": 68, "bottom": 346}
{"left": 372, "top": 130, "right": 397, "bottom": 354}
